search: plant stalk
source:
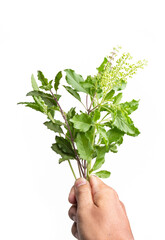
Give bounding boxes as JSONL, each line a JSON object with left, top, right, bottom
{"left": 68, "top": 160, "right": 77, "bottom": 180}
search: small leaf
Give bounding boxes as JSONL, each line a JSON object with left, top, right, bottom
{"left": 17, "top": 102, "right": 44, "bottom": 113}
{"left": 51, "top": 143, "right": 74, "bottom": 161}
{"left": 37, "top": 71, "right": 48, "bottom": 85}
{"left": 31, "top": 74, "right": 39, "bottom": 90}
{"left": 70, "top": 113, "right": 92, "bottom": 132}
{"left": 76, "top": 132, "right": 93, "bottom": 163}
{"left": 120, "top": 99, "right": 139, "bottom": 115}
{"left": 64, "top": 69, "right": 88, "bottom": 93}
{"left": 26, "top": 90, "right": 60, "bottom": 107}
{"left": 54, "top": 71, "right": 62, "bottom": 92}
{"left": 39, "top": 80, "right": 53, "bottom": 91}
{"left": 112, "top": 110, "right": 140, "bottom": 136}
{"left": 107, "top": 128, "right": 124, "bottom": 144}
{"left": 109, "top": 144, "right": 118, "bottom": 153}
{"left": 44, "top": 121, "right": 63, "bottom": 134}
{"left": 56, "top": 136, "right": 75, "bottom": 156}
{"left": 67, "top": 107, "right": 76, "bottom": 120}
{"left": 104, "top": 89, "right": 115, "bottom": 101}
{"left": 113, "top": 93, "right": 123, "bottom": 104}
{"left": 96, "top": 57, "right": 108, "bottom": 72}
{"left": 94, "top": 170, "right": 111, "bottom": 178}
{"left": 85, "top": 126, "right": 95, "bottom": 144}
{"left": 98, "top": 126, "right": 109, "bottom": 146}
{"left": 92, "top": 146, "right": 106, "bottom": 171}
{"left": 93, "top": 110, "right": 100, "bottom": 121}
{"left": 63, "top": 85, "right": 81, "bottom": 102}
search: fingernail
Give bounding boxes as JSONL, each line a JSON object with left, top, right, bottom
{"left": 75, "top": 178, "right": 86, "bottom": 188}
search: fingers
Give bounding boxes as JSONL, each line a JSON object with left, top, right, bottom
{"left": 71, "top": 222, "right": 78, "bottom": 239}
{"left": 89, "top": 175, "right": 118, "bottom": 207}
{"left": 68, "top": 205, "right": 77, "bottom": 222}
{"left": 68, "top": 186, "right": 77, "bottom": 205}
{"left": 74, "top": 178, "right": 93, "bottom": 210}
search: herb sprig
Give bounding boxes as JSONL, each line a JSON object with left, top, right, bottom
{"left": 18, "top": 47, "right": 147, "bottom": 180}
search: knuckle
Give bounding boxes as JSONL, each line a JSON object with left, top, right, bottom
{"left": 68, "top": 205, "right": 77, "bottom": 219}
{"left": 71, "top": 222, "right": 77, "bottom": 237}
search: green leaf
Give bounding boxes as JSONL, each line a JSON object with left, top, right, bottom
{"left": 37, "top": 71, "right": 53, "bottom": 90}
{"left": 112, "top": 110, "right": 140, "bottom": 136}
{"left": 107, "top": 128, "right": 124, "bottom": 144}
{"left": 96, "top": 57, "right": 108, "bottom": 72}
{"left": 70, "top": 113, "right": 92, "bottom": 132}
{"left": 94, "top": 170, "right": 111, "bottom": 178}
{"left": 26, "top": 90, "right": 60, "bottom": 107}
{"left": 56, "top": 136, "right": 75, "bottom": 156}
{"left": 85, "top": 126, "right": 95, "bottom": 144}
{"left": 17, "top": 102, "right": 44, "bottom": 113}
{"left": 93, "top": 110, "right": 100, "bottom": 121}
{"left": 63, "top": 85, "right": 81, "bottom": 102}
{"left": 37, "top": 71, "right": 48, "bottom": 85}
{"left": 92, "top": 146, "right": 106, "bottom": 172}
{"left": 113, "top": 93, "right": 123, "bottom": 104}
{"left": 109, "top": 144, "right": 118, "bottom": 153}
{"left": 39, "top": 80, "right": 53, "bottom": 91}
{"left": 64, "top": 69, "right": 88, "bottom": 93}
{"left": 44, "top": 121, "right": 63, "bottom": 134}
{"left": 98, "top": 126, "right": 109, "bottom": 146}
{"left": 51, "top": 143, "right": 74, "bottom": 161}
{"left": 31, "top": 74, "right": 39, "bottom": 90}
{"left": 67, "top": 107, "right": 76, "bottom": 120}
{"left": 54, "top": 71, "right": 62, "bottom": 92}
{"left": 120, "top": 99, "right": 139, "bottom": 115}
{"left": 76, "top": 132, "right": 93, "bottom": 163}
{"left": 104, "top": 89, "right": 115, "bottom": 101}
{"left": 83, "top": 75, "right": 96, "bottom": 96}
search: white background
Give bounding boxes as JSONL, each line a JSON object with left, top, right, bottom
{"left": 0, "top": 0, "right": 165, "bottom": 239}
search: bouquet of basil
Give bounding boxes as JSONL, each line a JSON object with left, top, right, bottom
{"left": 18, "top": 47, "right": 147, "bottom": 180}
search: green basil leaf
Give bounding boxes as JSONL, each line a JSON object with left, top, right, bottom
{"left": 64, "top": 69, "right": 88, "bottom": 93}
{"left": 70, "top": 113, "right": 92, "bottom": 132}
{"left": 109, "top": 144, "right": 118, "bottom": 153}
{"left": 98, "top": 126, "right": 109, "bottom": 146}
{"left": 26, "top": 90, "right": 60, "bottom": 107}
{"left": 51, "top": 143, "right": 74, "bottom": 161}
{"left": 63, "top": 85, "right": 81, "bottom": 102}
{"left": 92, "top": 146, "right": 106, "bottom": 172}
{"left": 31, "top": 74, "right": 39, "bottom": 90}
{"left": 17, "top": 102, "right": 44, "bottom": 113}
{"left": 107, "top": 128, "right": 124, "bottom": 144}
{"left": 112, "top": 110, "right": 140, "bottom": 136}
{"left": 93, "top": 110, "right": 100, "bottom": 121}
{"left": 54, "top": 71, "right": 62, "bottom": 92}
{"left": 44, "top": 121, "right": 63, "bottom": 134}
{"left": 55, "top": 136, "right": 75, "bottom": 156}
{"left": 120, "top": 99, "right": 139, "bottom": 115}
{"left": 104, "top": 89, "right": 115, "bottom": 101}
{"left": 113, "top": 93, "right": 123, "bottom": 104}
{"left": 76, "top": 132, "right": 93, "bottom": 163}
{"left": 37, "top": 71, "right": 48, "bottom": 85}
{"left": 96, "top": 57, "right": 108, "bottom": 72}
{"left": 94, "top": 170, "right": 111, "bottom": 178}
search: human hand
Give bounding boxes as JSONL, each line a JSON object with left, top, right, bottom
{"left": 68, "top": 176, "right": 134, "bottom": 240}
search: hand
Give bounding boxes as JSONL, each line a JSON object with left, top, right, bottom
{"left": 68, "top": 176, "right": 134, "bottom": 240}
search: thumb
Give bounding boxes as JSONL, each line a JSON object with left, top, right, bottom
{"left": 74, "top": 178, "right": 93, "bottom": 209}
{"left": 89, "top": 175, "right": 110, "bottom": 207}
